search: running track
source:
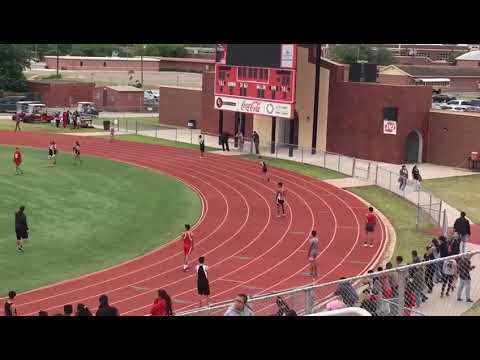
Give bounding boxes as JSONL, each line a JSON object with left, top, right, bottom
{"left": 0, "top": 131, "right": 387, "bottom": 316}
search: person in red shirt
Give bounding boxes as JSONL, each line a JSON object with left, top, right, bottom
{"left": 364, "top": 207, "right": 377, "bottom": 248}
{"left": 182, "top": 224, "right": 194, "bottom": 271}
{"left": 150, "top": 289, "right": 173, "bottom": 316}
{"left": 13, "top": 148, "right": 24, "bottom": 175}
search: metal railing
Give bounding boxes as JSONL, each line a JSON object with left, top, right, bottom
{"left": 177, "top": 250, "right": 480, "bottom": 316}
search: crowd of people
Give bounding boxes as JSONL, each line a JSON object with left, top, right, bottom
{"left": 329, "top": 211, "right": 475, "bottom": 316}
{"left": 52, "top": 110, "right": 83, "bottom": 129}
{"left": 398, "top": 164, "right": 423, "bottom": 191}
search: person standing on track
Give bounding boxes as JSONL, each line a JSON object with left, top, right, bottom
{"left": 199, "top": 135, "right": 205, "bottom": 158}
{"left": 364, "top": 207, "right": 376, "bottom": 248}
{"left": 182, "top": 224, "right": 194, "bottom": 272}
{"left": 261, "top": 161, "right": 269, "bottom": 182}
{"left": 13, "top": 147, "right": 24, "bottom": 175}
{"left": 307, "top": 230, "right": 319, "bottom": 278}
{"left": 14, "top": 113, "right": 22, "bottom": 132}
{"left": 275, "top": 182, "right": 286, "bottom": 218}
{"left": 196, "top": 256, "right": 210, "bottom": 307}
{"left": 15, "top": 205, "right": 29, "bottom": 252}
{"left": 73, "top": 141, "right": 81, "bottom": 165}
{"left": 4, "top": 291, "right": 18, "bottom": 316}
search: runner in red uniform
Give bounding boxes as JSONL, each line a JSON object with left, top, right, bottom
{"left": 182, "top": 224, "right": 194, "bottom": 271}
{"left": 276, "top": 182, "right": 287, "bottom": 218}
{"left": 13, "top": 148, "right": 24, "bottom": 175}
{"left": 364, "top": 207, "right": 377, "bottom": 248}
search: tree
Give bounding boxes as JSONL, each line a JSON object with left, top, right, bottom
{"left": 447, "top": 51, "right": 467, "bottom": 64}
{"left": 0, "top": 44, "right": 31, "bottom": 92}
{"left": 331, "top": 44, "right": 395, "bottom": 65}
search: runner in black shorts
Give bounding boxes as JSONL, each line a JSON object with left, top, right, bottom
{"left": 48, "top": 141, "right": 55, "bottom": 167}
{"left": 261, "top": 161, "right": 269, "bottom": 182}
{"left": 15, "top": 206, "right": 28, "bottom": 252}
{"left": 276, "top": 182, "right": 286, "bottom": 218}
{"left": 73, "top": 141, "right": 81, "bottom": 165}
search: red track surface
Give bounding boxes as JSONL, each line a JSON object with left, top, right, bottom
{"left": 0, "top": 131, "right": 386, "bottom": 316}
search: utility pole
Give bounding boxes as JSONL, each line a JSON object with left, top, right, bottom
{"left": 56, "top": 44, "right": 59, "bottom": 77}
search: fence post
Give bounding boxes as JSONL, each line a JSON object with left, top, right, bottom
{"left": 397, "top": 270, "right": 406, "bottom": 316}
{"left": 155, "top": 127, "right": 157, "bottom": 139}
{"left": 428, "top": 194, "right": 433, "bottom": 222}
{"left": 389, "top": 171, "right": 392, "bottom": 191}
{"left": 135, "top": 120, "right": 138, "bottom": 135}
{"left": 375, "top": 164, "right": 379, "bottom": 185}
{"left": 323, "top": 151, "right": 326, "bottom": 168}
{"left": 304, "top": 288, "right": 314, "bottom": 315}
{"left": 352, "top": 158, "right": 356, "bottom": 177}
{"left": 190, "top": 130, "right": 193, "bottom": 144}
{"left": 175, "top": 128, "right": 178, "bottom": 142}
{"left": 126, "top": 119, "right": 128, "bottom": 132}
{"left": 416, "top": 204, "right": 420, "bottom": 232}
{"left": 367, "top": 162, "right": 371, "bottom": 180}
{"left": 301, "top": 147, "right": 304, "bottom": 163}
{"left": 276, "top": 144, "right": 279, "bottom": 158}
{"left": 438, "top": 201, "right": 443, "bottom": 226}
{"left": 337, "top": 154, "right": 341, "bottom": 172}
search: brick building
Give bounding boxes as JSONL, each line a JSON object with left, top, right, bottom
{"left": 27, "top": 80, "right": 95, "bottom": 107}
{"left": 95, "top": 85, "right": 144, "bottom": 112}
{"left": 45, "top": 56, "right": 214, "bottom": 73}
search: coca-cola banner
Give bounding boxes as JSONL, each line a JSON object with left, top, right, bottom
{"left": 383, "top": 120, "right": 397, "bottom": 135}
{"left": 214, "top": 96, "right": 293, "bottom": 118}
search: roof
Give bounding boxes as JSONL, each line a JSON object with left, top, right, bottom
{"left": 27, "top": 79, "right": 93, "bottom": 85}
{"left": 386, "top": 65, "right": 480, "bottom": 78}
{"left": 159, "top": 85, "right": 202, "bottom": 91}
{"left": 107, "top": 85, "right": 144, "bottom": 92}
{"left": 456, "top": 50, "right": 480, "bottom": 61}
{"left": 44, "top": 55, "right": 160, "bottom": 62}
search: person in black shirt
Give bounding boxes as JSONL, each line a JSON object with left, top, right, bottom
{"left": 63, "top": 304, "right": 73, "bottom": 316}
{"left": 454, "top": 212, "right": 471, "bottom": 253}
{"left": 15, "top": 206, "right": 28, "bottom": 252}
{"left": 76, "top": 303, "right": 93, "bottom": 316}
{"left": 4, "top": 291, "right": 17, "bottom": 316}
{"left": 220, "top": 132, "right": 230, "bottom": 152}
{"left": 95, "top": 294, "right": 119, "bottom": 316}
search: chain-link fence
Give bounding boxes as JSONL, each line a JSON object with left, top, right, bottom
{"left": 177, "top": 251, "right": 480, "bottom": 316}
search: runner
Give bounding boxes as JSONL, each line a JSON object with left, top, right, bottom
{"left": 307, "top": 230, "right": 319, "bottom": 278}
{"left": 13, "top": 147, "right": 24, "bottom": 175}
{"left": 261, "top": 161, "right": 269, "bottom": 182}
{"left": 73, "top": 141, "right": 81, "bottom": 165}
{"left": 182, "top": 224, "right": 194, "bottom": 272}
{"left": 364, "top": 207, "right": 376, "bottom": 248}
{"left": 48, "top": 141, "right": 55, "bottom": 167}
{"left": 276, "top": 182, "right": 287, "bottom": 218}
{"left": 199, "top": 135, "right": 205, "bottom": 158}
{"left": 196, "top": 256, "right": 210, "bottom": 307}
{"left": 52, "top": 141, "right": 58, "bottom": 164}
{"left": 4, "top": 291, "right": 17, "bottom": 316}
{"left": 15, "top": 206, "right": 29, "bottom": 252}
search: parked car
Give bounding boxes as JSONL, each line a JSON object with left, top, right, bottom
{"left": 432, "top": 94, "right": 456, "bottom": 103}
{"left": 443, "top": 99, "right": 471, "bottom": 111}
{"left": 466, "top": 99, "right": 480, "bottom": 112}
{"left": 22, "top": 104, "right": 54, "bottom": 123}
{"left": 0, "top": 96, "right": 28, "bottom": 112}
{"left": 77, "top": 102, "right": 100, "bottom": 116}
{"left": 144, "top": 90, "right": 159, "bottom": 102}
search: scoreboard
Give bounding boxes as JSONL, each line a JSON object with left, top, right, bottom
{"left": 214, "top": 44, "right": 297, "bottom": 119}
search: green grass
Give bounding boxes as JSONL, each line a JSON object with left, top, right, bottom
{"left": 0, "top": 145, "right": 201, "bottom": 294}
{"left": 239, "top": 154, "right": 346, "bottom": 180}
{"left": 0, "top": 120, "right": 99, "bottom": 133}
{"left": 423, "top": 175, "right": 480, "bottom": 223}
{"left": 348, "top": 186, "right": 432, "bottom": 261}
{"left": 103, "top": 134, "right": 217, "bottom": 151}
{"left": 95, "top": 117, "right": 165, "bottom": 129}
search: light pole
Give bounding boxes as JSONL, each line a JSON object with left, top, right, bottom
{"left": 140, "top": 45, "right": 146, "bottom": 88}
{"left": 56, "top": 44, "right": 59, "bottom": 77}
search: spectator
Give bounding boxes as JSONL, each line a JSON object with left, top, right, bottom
{"left": 449, "top": 234, "right": 461, "bottom": 256}
{"left": 150, "top": 289, "right": 173, "bottom": 316}
{"left": 15, "top": 205, "right": 29, "bottom": 252}
{"left": 453, "top": 212, "right": 471, "bottom": 253}
{"left": 440, "top": 257, "right": 457, "bottom": 298}
{"left": 385, "top": 262, "right": 398, "bottom": 298}
{"left": 252, "top": 131, "right": 260, "bottom": 157}
{"left": 398, "top": 165, "right": 408, "bottom": 191}
{"left": 412, "top": 165, "right": 422, "bottom": 191}
{"left": 4, "top": 291, "right": 17, "bottom": 316}
{"left": 379, "top": 266, "right": 393, "bottom": 300}
{"left": 371, "top": 267, "right": 384, "bottom": 296}
{"left": 409, "top": 250, "right": 428, "bottom": 305}
{"left": 439, "top": 236, "right": 449, "bottom": 258}
{"left": 55, "top": 112, "right": 61, "bottom": 128}
{"left": 424, "top": 245, "right": 436, "bottom": 293}
{"left": 334, "top": 278, "right": 359, "bottom": 307}
{"left": 457, "top": 254, "right": 475, "bottom": 302}
{"left": 220, "top": 132, "right": 230, "bottom": 152}
{"left": 359, "top": 289, "right": 377, "bottom": 316}
{"left": 285, "top": 310, "right": 297, "bottom": 316}
{"left": 76, "top": 304, "right": 93, "bottom": 316}
{"left": 403, "top": 278, "right": 417, "bottom": 316}
{"left": 95, "top": 295, "right": 119, "bottom": 316}
{"left": 63, "top": 304, "right": 73, "bottom": 316}
{"left": 224, "top": 294, "right": 254, "bottom": 316}
{"left": 38, "top": 311, "right": 48, "bottom": 316}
